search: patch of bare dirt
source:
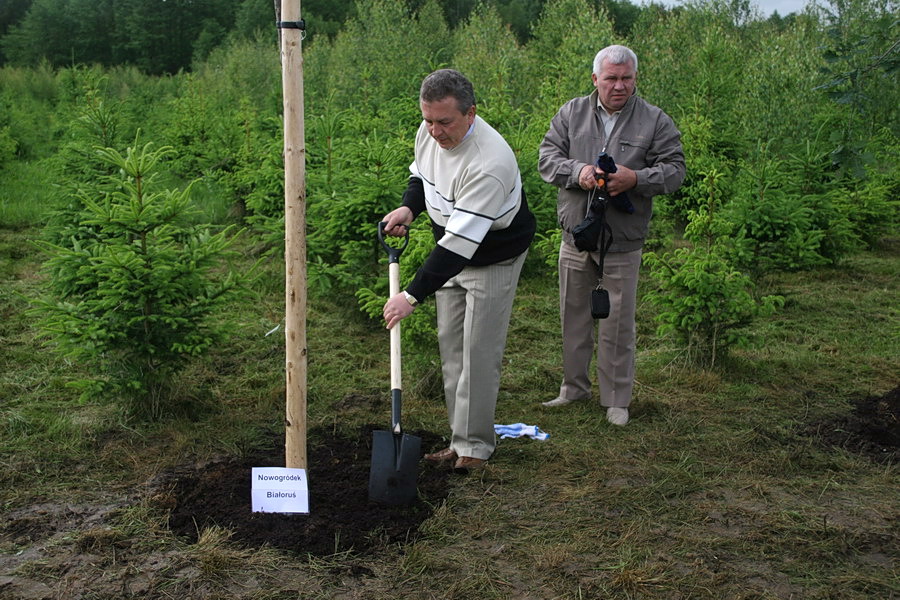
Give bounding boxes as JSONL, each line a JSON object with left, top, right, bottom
{"left": 161, "top": 425, "right": 452, "bottom": 557}
{"left": 804, "top": 385, "right": 900, "bottom": 463}
{"left": 1, "top": 426, "right": 453, "bottom": 599}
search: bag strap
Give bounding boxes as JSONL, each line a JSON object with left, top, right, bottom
{"left": 587, "top": 189, "right": 614, "bottom": 283}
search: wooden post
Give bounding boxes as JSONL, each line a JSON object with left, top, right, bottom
{"left": 280, "top": 0, "right": 307, "bottom": 469}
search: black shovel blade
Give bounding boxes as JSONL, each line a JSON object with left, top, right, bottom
{"left": 368, "top": 430, "right": 421, "bottom": 505}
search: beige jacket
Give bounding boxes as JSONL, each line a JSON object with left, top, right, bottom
{"left": 538, "top": 90, "right": 685, "bottom": 252}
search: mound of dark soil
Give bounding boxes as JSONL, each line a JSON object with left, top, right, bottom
{"left": 161, "top": 426, "right": 451, "bottom": 558}
{"left": 805, "top": 385, "right": 900, "bottom": 463}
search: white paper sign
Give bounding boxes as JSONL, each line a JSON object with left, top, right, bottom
{"left": 251, "top": 467, "right": 309, "bottom": 513}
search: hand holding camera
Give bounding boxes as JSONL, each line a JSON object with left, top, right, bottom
{"left": 594, "top": 152, "right": 634, "bottom": 214}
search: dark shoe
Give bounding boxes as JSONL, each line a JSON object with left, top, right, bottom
{"left": 424, "top": 448, "right": 457, "bottom": 464}
{"left": 453, "top": 456, "right": 486, "bottom": 474}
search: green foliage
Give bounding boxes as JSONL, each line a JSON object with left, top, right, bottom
{"left": 734, "top": 13, "right": 824, "bottom": 147}
{"left": 1, "top": 0, "right": 898, "bottom": 372}
{"left": 191, "top": 35, "right": 281, "bottom": 118}
{"left": 632, "top": 4, "right": 744, "bottom": 153}
{"left": 160, "top": 74, "right": 239, "bottom": 177}
{"left": 2, "top": 0, "right": 104, "bottom": 68}
{"left": 827, "top": 163, "right": 900, "bottom": 250}
{"left": 452, "top": 2, "right": 529, "bottom": 109}
{"left": 1, "top": 0, "right": 240, "bottom": 75}
{"left": 532, "top": 227, "right": 563, "bottom": 274}
{"left": 0, "top": 125, "right": 16, "bottom": 166}
{"left": 233, "top": 0, "right": 279, "bottom": 41}
{"left": 526, "top": 0, "right": 618, "bottom": 110}
{"left": 0, "top": 62, "right": 59, "bottom": 159}
{"left": 30, "top": 137, "right": 252, "bottom": 420}
{"left": 218, "top": 113, "right": 285, "bottom": 235}
{"left": 0, "top": 160, "right": 49, "bottom": 227}
{"left": 0, "top": 0, "right": 31, "bottom": 60}
{"left": 660, "top": 104, "right": 735, "bottom": 225}
{"left": 645, "top": 241, "right": 783, "bottom": 368}
{"left": 304, "top": 0, "right": 449, "bottom": 114}
{"left": 644, "top": 182, "right": 784, "bottom": 367}
{"left": 722, "top": 150, "right": 860, "bottom": 274}
{"left": 307, "top": 126, "right": 411, "bottom": 292}
{"left": 495, "top": 0, "right": 545, "bottom": 42}
{"left": 51, "top": 69, "right": 125, "bottom": 181}
{"left": 815, "top": 0, "right": 900, "bottom": 178}
{"left": 297, "top": 0, "right": 355, "bottom": 39}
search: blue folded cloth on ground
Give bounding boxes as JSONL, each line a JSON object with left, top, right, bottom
{"left": 494, "top": 423, "right": 550, "bottom": 440}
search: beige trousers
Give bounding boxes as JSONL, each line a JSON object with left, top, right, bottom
{"left": 435, "top": 252, "right": 527, "bottom": 460}
{"left": 558, "top": 241, "right": 641, "bottom": 408}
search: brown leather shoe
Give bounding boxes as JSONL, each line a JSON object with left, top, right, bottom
{"left": 423, "top": 447, "right": 457, "bottom": 463}
{"left": 453, "top": 456, "right": 486, "bottom": 474}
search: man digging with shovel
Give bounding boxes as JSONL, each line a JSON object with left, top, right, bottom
{"left": 381, "top": 69, "right": 535, "bottom": 474}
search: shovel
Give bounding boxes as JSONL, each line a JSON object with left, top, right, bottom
{"left": 368, "top": 222, "right": 421, "bottom": 505}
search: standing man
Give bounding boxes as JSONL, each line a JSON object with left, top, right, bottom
{"left": 381, "top": 69, "right": 535, "bottom": 472}
{"left": 538, "top": 45, "right": 685, "bottom": 425}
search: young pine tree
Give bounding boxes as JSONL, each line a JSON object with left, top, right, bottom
{"left": 643, "top": 169, "right": 784, "bottom": 368}
{"left": 31, "top": 137, "right": 252, "bottom": 420}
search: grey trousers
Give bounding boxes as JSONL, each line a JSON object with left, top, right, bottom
{"left": 558, "top": 241, "right": 641, "bottom": 408}
{"left": 435, "top": 251, "right": 527, "bottom": 460}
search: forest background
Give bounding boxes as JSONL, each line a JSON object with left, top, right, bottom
{"left": 0, "top": 0, "right": 898, "bottom": 598}
{"left": 1, "top": 0, "right": 897, "bottom": 371}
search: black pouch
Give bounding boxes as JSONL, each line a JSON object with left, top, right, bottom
{"left": 573, "top": 214, "right": 603, "bottom": 251}
{"left": 591, "top": 287, "right": 610, "bottom": 319}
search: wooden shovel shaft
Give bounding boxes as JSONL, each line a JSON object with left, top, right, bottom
{"left": 389, "top": 262, "right": 402, "bottom": 394}
{"left": 368, "top": 244, "right": 421, "bottom": 506}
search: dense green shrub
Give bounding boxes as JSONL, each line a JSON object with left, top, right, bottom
{"left": 0, "top": 63, "right": 59, "bottom": 159}
{"left": 815, "top": 0, "right": 900, "bottom": 178}
{"left": 722, "top": 152, "right": 859, "bottom": 274}
{"left": 31, "top": 138, "right": 252, "bottom": 420}
{"left": 303, "top": 0, "right": 449, "bottom": 114}
{"left": 659, "top": 104, "right": 735, "bottom": 227}
{"left": 644, "top": 176, "right": 784, "bottom": 367}
{"left": 644, "top": 245, "right": 783, "bottom": 368}
{"left": 161, "top": 73, "right": 243, "bottom": 178}
{"left": 306, "top": 124, "right": 411, "bottom": 292}
{"left": 0, "top": 125, "right": 15, "bottom": 166}
{"left": 833, "top": 127, "right": 900, "bottom": 248}
{"left": 451, "top": 2, "right": 530, "bottom": 111}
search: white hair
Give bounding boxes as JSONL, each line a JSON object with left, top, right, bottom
{"left": 593, "top": 45, "right": 638, "bottom": 75}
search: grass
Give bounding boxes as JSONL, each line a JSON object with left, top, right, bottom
{"left": 1, "top": 221, "right": 897, "bottom": 599}
{"left": 0, "top": 161, "right": 52, "bottom": 228}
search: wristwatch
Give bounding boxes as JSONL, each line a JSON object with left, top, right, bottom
{"left": 402, "top": 291, "right": 419, "bottom": 307}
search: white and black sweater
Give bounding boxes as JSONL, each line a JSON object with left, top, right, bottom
{"left": 402, "top": 115, "right": 535, "bottom": 302}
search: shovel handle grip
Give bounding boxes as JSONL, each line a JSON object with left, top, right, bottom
{"left": 377, "top": 221, "right": 409, "bottom": 263}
